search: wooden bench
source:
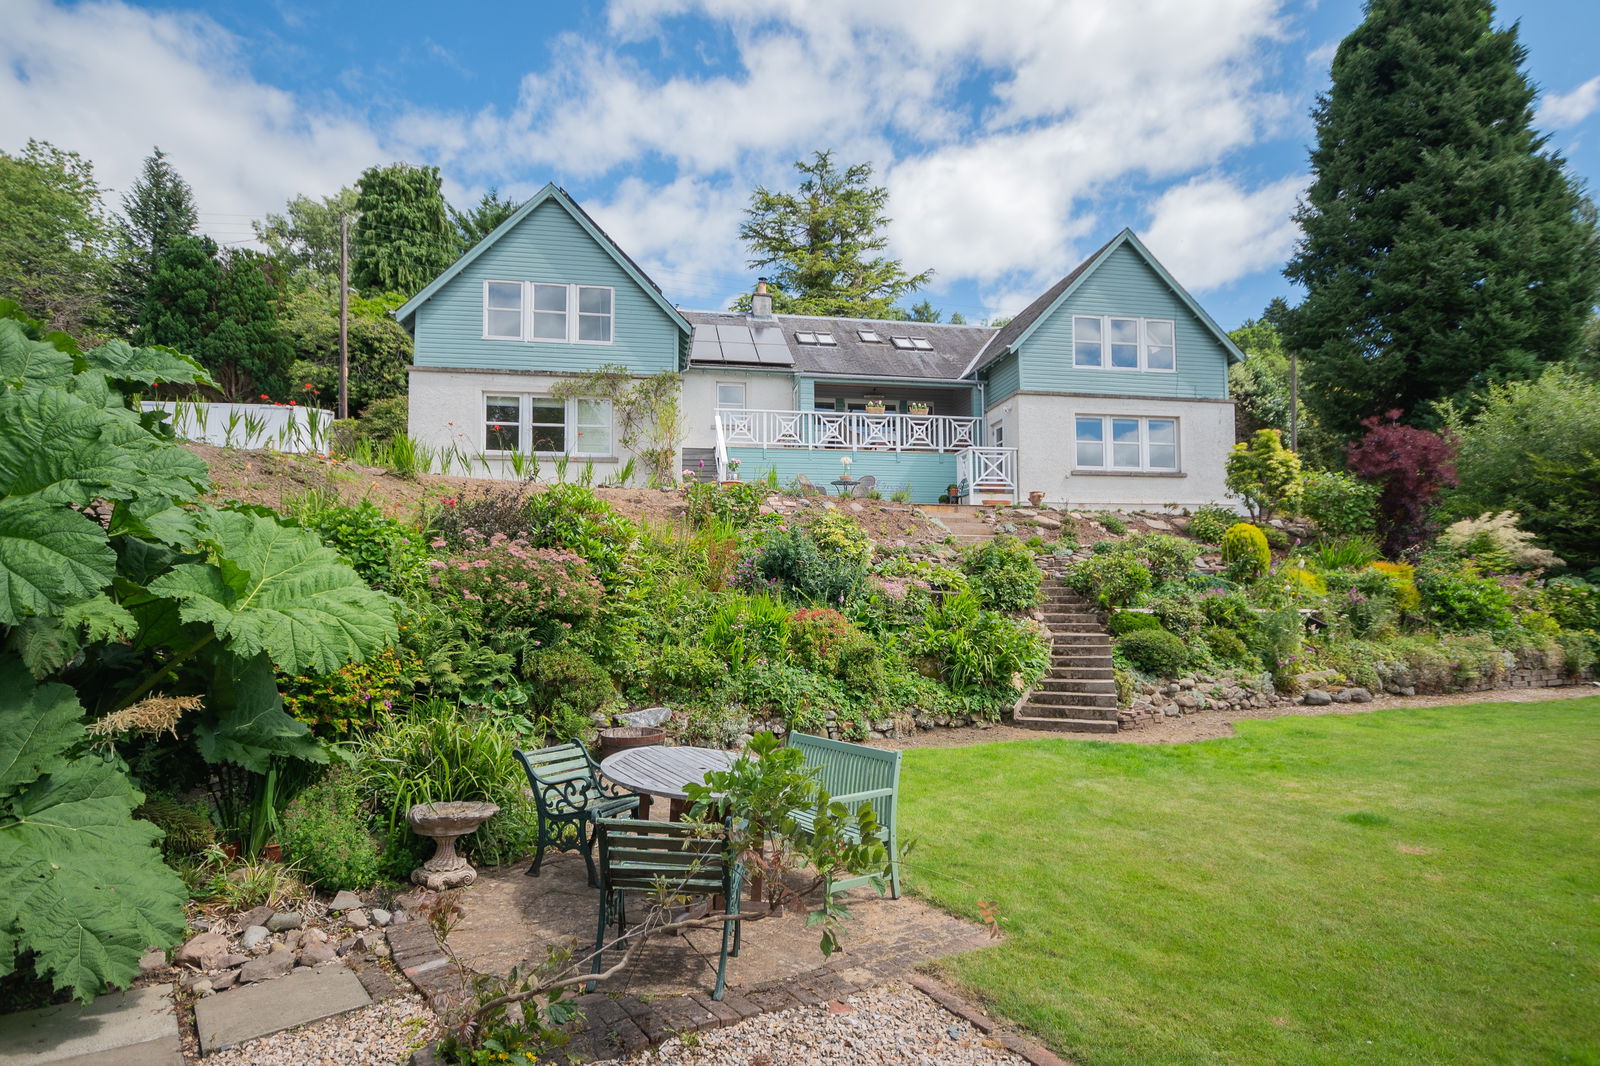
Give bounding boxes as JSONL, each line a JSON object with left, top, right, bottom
{"left": 785, "top": 732, "right": 902, "bottom": 898}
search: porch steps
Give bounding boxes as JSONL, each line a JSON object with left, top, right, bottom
{"left": 915, "top": 505, "right": 998, "bottom": 545}
{"left": 1014, "top": 563, "right": 1123, "bottom": 734}
{"left": 682, "top": 447, "right": 718, "bottom": 477}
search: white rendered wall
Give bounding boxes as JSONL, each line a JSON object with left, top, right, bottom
{"left": 680, "top": 369, "right": 796, "bottom": 449}
{"left": 991, "top": 392, "right": 1239, "bottom": 511}
{"left": 141, "top": 401, "right": 333, "bottom": 453}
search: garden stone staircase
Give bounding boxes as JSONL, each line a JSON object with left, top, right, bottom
{"left": 915, "top": 505, "right": 997, "bottom": 546}
{"left": 1013, "top": 559, "right": 1121, "bottom": 734}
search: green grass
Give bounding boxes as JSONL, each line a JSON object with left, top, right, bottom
{"left": 900, "top": 699, "right": 1600, "bottom": 1066}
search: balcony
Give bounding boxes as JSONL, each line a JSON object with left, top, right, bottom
{"left": 715, "top": 408, "right": 981, "bottom": 453}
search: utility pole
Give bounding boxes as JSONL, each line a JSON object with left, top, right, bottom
{"left": 338, "top": 212, "right": 350, "bottom": 420}
{"left": 1288, "top": 348, "right": 1299, "bottom": 452}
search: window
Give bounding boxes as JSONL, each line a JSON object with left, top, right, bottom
{"left": 483, "top": 393, "right": 614, "bottom": 457}
{"left": 481, "top": 282, "right": 615, "bottom": 345}
{"left": 1073, "top": 316, "right": 1176, "bottom": 372}
{"left": 814, "top": 332, "right": 836, "bottom": 346}
{"left": 795, "top": 331, "right": 818, "bottom": 344}
{"left": 910, "top": 338, "right": 933, "bottom": 351}
{"left": 890, "top": 336, "right": 915, "bottom": 349}
{"left": 577, "top": 286, "right": 612, "bottom": 343}
{"left": 858, "top": 330, "right": 882, "bottom": 343}
{"left": 1074, "top": 415, "right": 1179, "bottom": 471}
{"left": 485, "top": 283, "right": 523, "bottom": 340}
{"left": 485, "top": 395, "right": 520, "bottom": 450}
{"left": 716, "top": 382, "right": 747, "bottom": 409}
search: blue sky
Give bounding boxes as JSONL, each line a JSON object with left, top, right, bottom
{"left": 4, "top": 0, "right": 1598, "bottom": 329}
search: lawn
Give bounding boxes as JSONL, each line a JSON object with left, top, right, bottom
{"left": 899, "top": 698, "right": 1600, "bottom": 1066}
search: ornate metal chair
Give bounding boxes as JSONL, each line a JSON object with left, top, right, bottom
{"left": 514, "top": 741, "right": 643, "bottom": 886}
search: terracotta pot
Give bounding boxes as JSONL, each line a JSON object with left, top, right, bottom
{"left": 1029, "top": 491, "right": 1046, "bottom": 508}
{"left": 262, "top": 843, "right": 282, "bottom": 862}
{"left": 597, "top": 726, "right": 666, "bottom": 761}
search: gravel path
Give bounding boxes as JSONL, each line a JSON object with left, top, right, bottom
{"left": 194, "top": 992, "right": 436, "bottom": 1066}
{"left": 596, "top": 982, "right": 1026, "bottom": 1066}
{"left": 873, "top": 683, "right": 1599, "bottom": 750}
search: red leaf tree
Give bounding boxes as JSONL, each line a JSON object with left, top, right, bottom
{"left": 1345, "top": 411, "right": 1459, "bottom": 555}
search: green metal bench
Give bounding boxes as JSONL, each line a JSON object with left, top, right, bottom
{"left": 785, "top": 732, "right": 902, "bottom": 898}
{"left": 589, "top": 817, "right": 743, "bottom": 1000}
{"left": 514, "top": 741, "right": 643, "bottom": 886}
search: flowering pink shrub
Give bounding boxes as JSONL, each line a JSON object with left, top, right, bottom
{"left": 428, "top": 530, "right": 603, "bottom": 643}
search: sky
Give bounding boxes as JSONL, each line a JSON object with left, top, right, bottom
{"left": 4, "top": 0, "right": 1599, "bottom": 329}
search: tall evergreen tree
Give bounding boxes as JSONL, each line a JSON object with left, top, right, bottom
{"left": 117, "top": 147, "right": 198, "bottom": 326}
{"left": 1283, "top": 0, "right": 1600, "bottom": 441}
{"left": 451, "top": 187, "right": 519, "bottom": 249}
{"left": 137, "top": 237, "right": 291, "bottom": 400}
{"left": 737, "top": 151, "right": 931, "bottom": 317}
{"left": 350, "top": 163, "right": 459, "bottom": 295}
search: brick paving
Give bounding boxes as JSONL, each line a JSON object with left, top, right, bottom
{"left": 396, "top": 850, "right": 1000, "bottom": 1063}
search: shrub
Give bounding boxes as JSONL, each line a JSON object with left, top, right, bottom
{"left": 521, "top": 482, "right": 639, "bottom": 586}
{"left": 1261, "top": 524, "right": 1290, "bottom": 551}
{"left": 1300, "top": 469, "right": 1379, "bottom": 537}
{"left": 685, "top": 481, "right": 767, "bottom": 529}
{"left": 1201, "top": 626, "right": 1250, "bottom": 665}
{"left": 740, "top": 527, "right": 866, "bottom": 606}
{"left": 428, "top": 533, "right": 603, "bottom": 644}
{"left": 520, "top": 646, "right": 616, "bottom": 741}
{"left": 1199, "top": 589, "right": 1256, "bottom": 632}
{"left": 280, "top": 645, "right": 419, "bottom": 739}
{"left": 279, "top": 770, "right": 385, "bottom": 891}
{"left": 1066, "top": 552, "right": 1152, "bottom": 608}
{"left": 1221, "top": 523, "right": 1270, "bottom": 580}
{"left": 1370, "top": 560, "right": 1422, "bottom": 611}
{"left": 424, "top": 485, "right": 535, "bottom": 547}
{"left": 134, "top": 795, "right": 217, "bottom": 860}
{"left": 1323, "top": 570, "right": 1400, "bottom": 637}
{"left": 1151, "top": 590, "right": 1207, "bottom": 635}
{"left": 1540, "top": 578, "right": 1600, "bottom": 631}
{"left": 704, "top": 593, "right": 792, "bottom": 671}
{"left": 836, "top": 639, "right": 887, "bottom": 697}
{"left": 293, "top": 496, "right": 430, "bottom": 593}
{"left": 1253, "top": 607, "right": 1305, "bottom": 690}
{"left": 1096, "top": 512, "right": 1128, "bottom": 536}
{"left": 1555, "top": 631, "right": 1597, "bottom": 677}
{"left": 644, "top": 643, "right": 724, "bottom": 699}
{"left": 1417, "top": 565, "right": 1515, "bottom": 632}
{"left": 788, "top": 608, "right": 857, "bottom": 671}
{"left": 872, "top": 556, "right": 968, "bottom": 593}
{"left": 1345, "top": 412, "right": 1458, "bottom": 554}
{"left": 1186, "top": 505, "right": 1236, "bottom": 544}
{"left": 962, "top": 537, "right": 1043, "bottom": 610}
{"left": 1281, "top": 563, "right": 1327, "bottom": 597}
{"left": 1225, "top": 429, "right": 1303, "bottom": 520}
{"left": 356, "top": 395, "right": 409, "bottom": 444}
{"left": 808, "top": 511, "right": 873, "bottom": 566}
{"left": 1116, "top": 629, "right": 1188, "bottom": 677}
{"left": 1126, "top": 533, "right": 1201, "bottom": 584}
{"left": 1441, "top": 511, "right": 1564, "bottom": 572}
{"left": 919, "top": 591, "right": 1049, "bottom": 695}
{"left": 1107, "top": 611, "right": 1162, "bottom": 636}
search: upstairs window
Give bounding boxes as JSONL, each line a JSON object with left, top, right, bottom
{"left": 482, "top": 282, "right": 615, "bottom": 345}
{"left": 716, "top": 382, "right": 746, "bottom": 409}
{"left": 1073, "top": 316, "right": 1176, "bottom": 372}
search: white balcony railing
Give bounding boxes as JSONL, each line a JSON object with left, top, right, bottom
{"left": 956, "top": 447, "right": 1018, "bottom": 503}
{"left": 715, "top": 408, "right": 981, "bottom": 453}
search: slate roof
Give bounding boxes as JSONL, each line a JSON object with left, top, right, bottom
{"left": 965, "top": 234, "right": 1116, "bottom": 375}
{"left": 683, "top": 310, "right": 995, "bottom": 380}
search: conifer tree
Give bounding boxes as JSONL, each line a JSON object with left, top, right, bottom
{"left": 737, "top": 151, "right": 931, "bottom": 317}
{"left": 451, "top": 187, "right": 519, "bottom": 249}
{"left": 136, "top": 234, "right": 219, "bottom": 357}
{"left": 117, "top": 147, "right": 198, "bottom": 326}
{"left": 1283, "top": 0, "right": 1600, "bottom": 441}
{"left": 351, "top": 163, "right": 459, "bottom": 295}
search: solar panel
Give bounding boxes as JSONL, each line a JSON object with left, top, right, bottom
{"left": 755, "top": 344, "right": 794, "bottom": 365}
{"left": 720, "top": 341, "right": 758, "bottom": 363}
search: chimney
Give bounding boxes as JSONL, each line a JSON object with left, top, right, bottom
{"left": 750, "top": 277, "right": 774, "bottom": 318}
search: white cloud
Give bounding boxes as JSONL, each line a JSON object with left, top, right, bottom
{"left": 1141, "top": 174, "right": 1306, "bottom": 291}
{"left": 584, "top": 176, "right": 748, "bottom": 307}
{"left": 1540, "top": 75, "right": 1600, "bottom": 130}
{"left": 0, "top": 0, "right": 388, "bottom": 239}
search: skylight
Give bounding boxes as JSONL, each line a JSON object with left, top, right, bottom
{"left": 911, "top": 338, "right": 933, "bottom": 351}
{"left": 795, "top": 331, "right": 817, "bottom": 344}
{"left": 890, "top": 337, "right": 915, "bottom": 349}
{"left": 814, "top": 332, "right": 836, "bottom": 345}
{"left": 858, "top": 330, "right": 882, "bottom": 343}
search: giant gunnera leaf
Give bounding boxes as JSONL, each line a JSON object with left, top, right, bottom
{"left": 150, "top": 508, "right": 397, "bottom": 675}
{"left": 0, "top": 497, "right": 117, "bottom": 625}
{"left": 0, "top": 656, "right": 187, "bottom": 1002}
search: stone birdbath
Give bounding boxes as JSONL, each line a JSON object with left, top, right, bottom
{"left": 407, "top": 801, "right": 499, "bottom": 890}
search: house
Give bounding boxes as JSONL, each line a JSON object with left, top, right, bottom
{"left": 396, "top": 184, "right": 1243, "bottom": 509}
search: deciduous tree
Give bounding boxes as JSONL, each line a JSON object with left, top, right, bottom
{"left": 254, "top": 187, "right": 357, "bottom": 276}
{"left": 737, "top": 151, "right": 931, "bottom": 318}
{"left": 1345, "top": 412, "right": 1459, "bottom": 554}
{"left": 1283, "top": 0, "right": 1600, "bottom": 440}
{"left": 0, "top": 140, "right": 117, "bottom": 339}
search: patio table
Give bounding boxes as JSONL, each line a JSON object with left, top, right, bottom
{"left": 599, "top": 745, "right": 740, "bottom": 822}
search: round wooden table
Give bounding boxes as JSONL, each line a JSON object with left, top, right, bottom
{"left": 599, "top": 745, "right": 740, "bottom": 821}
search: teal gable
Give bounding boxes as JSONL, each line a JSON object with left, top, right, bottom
{"left": 971, "top": 230, "right": 1242, "bottom": 402}
{"left": 396, "top": 185, "right": 690, "bottom": 376}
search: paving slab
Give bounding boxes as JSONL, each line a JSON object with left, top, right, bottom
{"left": 0, "top": 983, "right": 180, "bottom": 1066}
{"left": 192, "top": 965, "right": 371, "bottom": 1053}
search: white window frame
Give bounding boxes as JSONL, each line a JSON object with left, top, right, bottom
{"left": 481, "top": 393, "right": 614, "bottom": 457}
{"left": 483, "top": 281, "right": 525, "bottom": 341}
{"left": 1072, "top": 315, "right": 1177, "bottom": 373}
{"left": 480, "top": 281, "right": 615, "bottom": 346}
{"left": 716, "top": 382, "right": 747, "bottom": 409}
{"left": 1073, "top": 415, "right": 1181, "bottom": 472}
